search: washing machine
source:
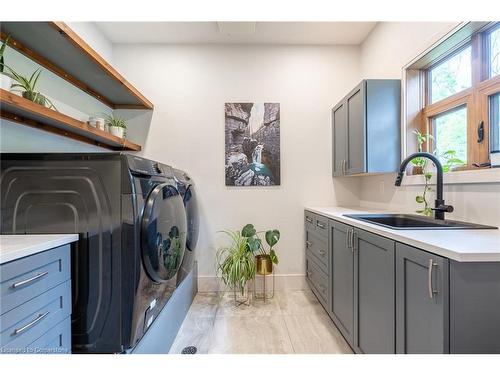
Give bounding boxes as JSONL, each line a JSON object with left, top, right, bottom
{"left": 173, "top": 168, "right": 199, "bottom": 286}
{"left": 0, "top": 153, "right": 187, "bottom": 353}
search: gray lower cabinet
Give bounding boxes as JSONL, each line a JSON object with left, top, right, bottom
{"left": 305, "top": 211, "right": 331, "bottom": 313}
{"left": 395, "top": 243, "right": 449, "bottom": 354}
{"left": 305, "top": 211, "right": 500, "bottom": 354}
{"left": 0, "top": 245, "right": 72, "bottom": 354}
{"left": 330, "top": 220, "right": 354, "bottom": 345}
{"left": 354, "top": 229, "right": 395, "bottom": 354}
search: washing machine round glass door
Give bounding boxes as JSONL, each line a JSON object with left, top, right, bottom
{"left": 141, "top": 182, "right": 187, "bottom": 283}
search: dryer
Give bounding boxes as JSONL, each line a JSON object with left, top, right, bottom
{"left": 173, "top": 168, "right": 199, "bottom": 286}
{"left": 0, "top": 153, "right": 187, "bottom": 353}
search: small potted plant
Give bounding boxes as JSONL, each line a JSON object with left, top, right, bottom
{"left": 411, "top": 129, "right": 433, "bottom": 175}
{"left": 241, "top": 224, "right": 280, "bottom": 275}
{"left": 216, "top": 228, "right": 257, "bottom": 305}
{"left": 103, "top": 113, "right": 127, "bottom": 139}
{"left": 0, "top": 35, "right": 12, "bottom": 91}
{"left": 7, "top": 68, "right": 57, "bottom": 110}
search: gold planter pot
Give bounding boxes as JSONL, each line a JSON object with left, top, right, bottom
{"left": 254, "top": 254, "right": 274, "bottom": 302}
{"left": 256, "top": 254, "right": 273, "bottom": 275}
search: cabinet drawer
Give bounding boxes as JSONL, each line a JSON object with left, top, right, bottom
{"left": 306, "top": 257, "right": 329, "bottom": 305}
{"left": 0, "top": 245, "right": 70, "bottom": 315}
{"left": 0, "top": 280, "right": 71, "bottom": 350}
{"left": 315, "top": 215, "right": 329, "bottom": 237}
{"left": 304, "top": 211, "right": 316, "bottom": 232}
{"left": 27, "top": 316, "right": 71, "bottom": 354}
{"left": 306, "top": 232, "right": 329, "bottom": 273}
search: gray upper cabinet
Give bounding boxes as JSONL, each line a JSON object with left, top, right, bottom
{"left": 354, "top": 229, "right": 395, "bottom": 354}
{"left": 330, "top": 219, "right": 355, "bottom": 344}
{"left": 332, "top": 101, "right": 347, "bottom": 176}
{"left": 396, "top": 243, "right": 449, "bottom": 354}
{"left": 332, "top": 79, "right": 401, "bottom": 176}
{"left": 346, "top": 83, "right": 366, "bottom": 175}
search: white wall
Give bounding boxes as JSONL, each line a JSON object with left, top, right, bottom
{"left": 112, "top": 44, "right": 361, "bottom": 282}
{"left": 358, "top": 22, "right": 500, "bottom": 227}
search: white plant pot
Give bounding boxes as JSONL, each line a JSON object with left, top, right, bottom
{"left": 0, "top": 73, "right": 12, "bottom": 91}
{"left": 109, "top": 126, "right": 125, "bottom": 139}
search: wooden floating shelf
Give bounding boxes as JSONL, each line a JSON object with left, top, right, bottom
{"left": 1, "top": 22, "right": 153, "bottom": 110}
{"left": 0, "top": 89, "right": 141, "bottom": 151}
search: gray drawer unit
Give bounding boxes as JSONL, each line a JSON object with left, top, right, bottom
{"left": 306, "top": 231, "right": 329, "bottom": 273}
{"left": 0, "top": 280, "right": 71, "bottom": 351}
{"left": 306, "top": 256, "right": 329, "bottom": 307}
{"left": 27, "top": 317, "right": 71, "bottom": 354}
{"left": 1, "top": 245, "right": 70, "bottom": 314}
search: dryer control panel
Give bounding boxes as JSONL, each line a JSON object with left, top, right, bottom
{"left": 126, "top": 155, "right": 173, "bottom": 177}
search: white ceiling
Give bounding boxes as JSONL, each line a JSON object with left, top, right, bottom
{"left": 95, "top": 22, "right": 377, "bottom": 45}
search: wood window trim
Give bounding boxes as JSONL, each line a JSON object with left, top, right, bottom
{"left": 405, "top": 22, "right": 500, "bottom": 172}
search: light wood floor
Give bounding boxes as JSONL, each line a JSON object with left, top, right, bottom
{"left": 169, "top": 289, "right": 353, "bottom": 354}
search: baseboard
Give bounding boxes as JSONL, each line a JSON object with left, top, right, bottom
{"left": 197, "top": 274, "right": 308, "bottom": 292}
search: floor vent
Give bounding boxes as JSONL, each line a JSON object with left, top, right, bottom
{"left": 181, "top": 346, "right": 197, "bottom": 354}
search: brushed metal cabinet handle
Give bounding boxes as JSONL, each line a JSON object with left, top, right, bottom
{"left": 352, "top": 230, "right": 357, "bottom": 252}
{"left": 317, "top": 222, "right": 326, "bottom": 229}
{"left": 14, "top": 311, "right": 49, "bottom": 335}
{"left": 306, "top": 240, "right": 312, "bottom": 248}
{"left": 306, "top": 216, "right": 313, "bottom": 223}
{"left": 428, "top": 259, "right": 438, "bottom": 299}
{"left": 12, "top": 271, "right": 49, "bottom": 288}
{"left": 318, "top": 249, "right": 326, "bottom": 256}
{"left": 346, "top": 228, "right": 351, "bottom": 248}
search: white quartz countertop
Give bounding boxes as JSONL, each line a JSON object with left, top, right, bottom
{"left": 0, "top": 234, "right": 79, "bottom": 265}
{"left": 305, "top": 206, "right": 500, "bottom": 262}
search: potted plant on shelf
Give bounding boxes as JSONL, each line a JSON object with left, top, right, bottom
{"left": 7, "top": 68, "right": 57, "bottom": 110}
{"left": 103, "top": 113, "right": 127, "bottom": 139}
{"left": 241, "top": 224, "right": 280, "bottom": 276}
{"left": 216, "top": 228, "right": 257, "bottom": 305}
{"left": 0, "top": 35, "right": 12, "bottom": 91}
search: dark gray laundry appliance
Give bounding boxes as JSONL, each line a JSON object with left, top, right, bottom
{"left": 173, "top": 168, "right": 199, "bottom": 286}
{"left": 0, "top": 153, "right": 187, "bottom": 353}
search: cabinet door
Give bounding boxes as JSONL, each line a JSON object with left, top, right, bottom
{"left": 330, "top": 219, "right": 354, "bottom": 345}
{"left": 346, "top": 81, "right": 366, "bottom": 175}
{"left": 354, "top": 229, "right": 395, "bottom": 354}
{"left": 332, "top": 101, "right": 347, "bottom": 177}
{"left": 396, "top": 243, "right": 449, "bottom": 354}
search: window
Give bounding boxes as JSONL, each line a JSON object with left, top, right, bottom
{"left": 432, "top": 106, "right": 468, "bottom": 163}
{"left": 488, "top": 25, "right": 500, "bottom": 78}
{"left": 405, "top": 22, "right": 500, "bottom": 171}
{"left": 429, "top": 46, "right": 471, "bottom": 104}
{"left": 491, "top": 93, "right": 500, "bottom": 152}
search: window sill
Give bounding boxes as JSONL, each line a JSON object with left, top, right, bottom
{"left": 402, "top": 167, "right": 500, "bottom": 186}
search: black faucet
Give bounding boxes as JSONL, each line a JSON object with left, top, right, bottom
{"left": 395, "top": 152, "right": 454, "bottom": 220}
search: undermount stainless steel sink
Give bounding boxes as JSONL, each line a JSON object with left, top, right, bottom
{"left": 343, "top": 214, "right": 497, "bottom": 230}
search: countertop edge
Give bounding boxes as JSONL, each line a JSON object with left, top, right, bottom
{"left": 0, "top": 234, "right": 79, "bottom": 265}
{"left": 305, "top": 206, "right": 500, "bottom": 263}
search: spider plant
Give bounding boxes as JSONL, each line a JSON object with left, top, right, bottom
{"left": 7, "top": 67, "right": 57, "bottom": 110}
{"left": 1, "top": 35, "right": 11, "bottom": 74}
{"left": 216, "top": 229, "right": 256, "bottom": 294}
{"left": 102, "top": 113, "right": 127, "bottom": 129}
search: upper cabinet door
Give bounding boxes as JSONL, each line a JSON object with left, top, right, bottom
{"left": 332, "top": 101, "right": 348, "bottom": 177}
{"left": 346, "top": 82, "right": 366, "bottom": 175}
{"left": 396, "top": 243, "right": 450, "bottom": 354}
